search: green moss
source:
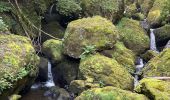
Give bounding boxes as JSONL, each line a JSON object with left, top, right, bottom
{"left": 0, "top": 17, "right": 8, "bottom": 32}
{"left": 63, "top": 16, "right": 119, "bottom": 58}
{"left": 141, "top": 50, "right": 159, "bottom": 62}
{"left": 143, "top": 48, "right": 170, "bottom": 77}
{"left": 0, "top": 34, "right": 39, "bottom": 93}
{"left": 79, "top": 54, "right": 133, "bottom": 90}
{"left": 116, "top": 18, "right": 150, "bottom": 54}
{"left": 43, "top": 39, "right": 64, "bottom": 63}
{"left": 76, "top": 86, "right": 148, "bottom": 100}
{"left": 56, "top": 0, "right": 82, "bottom": 16}
{"left": 135, "top": 78, "right": 170, "bottom": 100}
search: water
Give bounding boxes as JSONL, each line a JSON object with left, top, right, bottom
{"left": 31, "top": 61, "right": 55, "bottom": 89}
{"left": 134, "top": 58, "right": 144, "bottom": 87}
{"left": 49, "top": 4, "right": 55, "bottom": 16}
{"left": 150, "top": 29, "right": 157, "bottom": 51}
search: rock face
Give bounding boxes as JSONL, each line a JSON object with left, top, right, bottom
{"left": 101, "top": 42, "right": 136, "bottom": 73}
{"left": 135, "top": 78, "right": 170, "bottom": 100}
{"left": 63, "top": 16, "right": 119, "bottom": 58}
{"left": 78, "top": 0, "right": 124, "bottom": 23}
{"left": 0, "top": 34, "right": 39, "bottom": 97}
{"left": 117, "top": 18, "right": 150, "bottom": 54}
{"left": 75, "top": 86, "right": 149, "bottom": 100}
{"left": 143, "top": 48, "right": 170, "bottom": 77}
{"left": 154, "top": 24, "right": 170, "bottom": 46}
{"left": 141, "top": 50, "right": 159, "bottom": 62}
{"left": 165, "top": 40, "right": 170, "bottom": 48}
{"left": 42, "top": 39, "right": 64, "bottom": 64}
{"left": 79, "top": 54, "right": 134, "bottom": 90}
{"left": 147, "top": 0, "right": 169, "bottom": 27}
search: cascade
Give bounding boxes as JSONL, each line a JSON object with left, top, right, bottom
{"left": 45, "top": 61, "right": 55, "bottom": 87}
{"left": 49, "top": 4, "right": 55, "bottom": 16}
{"left": 134, "top": 58, "right": 144, "bottom": 87}
{"left": 150, "top": 29, "right": 157, "bottom": 51}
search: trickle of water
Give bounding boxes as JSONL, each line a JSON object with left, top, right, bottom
{"left": 150, "top": 29, "right": 157, "bottom": 51}
{"left": 49, "top": 4, "right": 55, "bottom": 16}
{"left": 45, "top": 61, "right": 55, "bottom": 87}
{"left": 134, "top": 58, "right": 144, "bottom": 87}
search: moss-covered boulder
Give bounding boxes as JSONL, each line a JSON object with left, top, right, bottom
{"left": 142, "top": 48, "right": 170, "bottom": 77}
{"left": 147, "top": 0, "right": 169, "bottom": 27}
{"left": 52, "top": 57, "right": 79, "bottom": 86}
{"left": 135, "top": 78, "right": 170, "bottom": 100}
{"left": 154, "top": 24, "right": 170, "bottom": 45}
{"left": 78, "top": 0, "right": 124, "bottom": 23}
{"left": 117, "top": 18, "right": 150, "bottom": 54}
{"left": 63, "top": 16, "right": 119, "bottom": 58}
{"left": 79, "top": 54, "right": 134, "bottom": 90}
{"left": 101, "top": 42, "right": 136, "bottom": 74}
{"left": 141, "top": 50, "right": 159, "bottom": 62}
{"left": 42, "top": 39, "right": 64, "bottom": 64}
{"left": 0, "top": 34, "right": 39, "bottom": 97}
{"left": 75, "top": 86, "right": 148, "bottom": 100}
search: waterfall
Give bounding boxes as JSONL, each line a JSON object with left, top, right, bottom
{"left": 49, "top": 4, "right": 55, "bottom": 16}
{"left": 150, "top": 29, "right": 157, "bottom": 51}
{"left": 134, "top": 58, "right": 144, "bottom": 87}
{"left": 45, "top": 61, "right": 55, "bottom": 87}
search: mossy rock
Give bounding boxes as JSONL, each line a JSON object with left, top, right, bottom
{"left": 75, "top": 86, "right": 149, "bottom": 100}
{"left": 101, "top": 42, "right": 136, "bottom": 74}
{"left": 135, "top": 78, "right": 170, "bottom": 100}
{"left": 63, "top": 16, "right": 119, "bottom": 58}
{"left": 117, "top": 18, "right": 150, "bottom": 54}
{"left": 142, "top": 48, "right": 170, "bottom": 77}
{"left": 52, "top": 57, "right": 80, "bottom": 86}
{"left": 42, "top": 39, "right": 64, "bottom": 64}
{"left": 141, "top": 50, "right": 159, "bottom": 62}
{"left": 78, "top": 0, "right": 124, "bottom": 23}
{"left": 79, "top": 54, "right": 134, "bottom": 90}
{"left": 124, "top": 3, "right": 137, "bottom": 18}
{"left": 0, "top": 34, "right": 39, "bottom": 97}
{"left": 154, "top": 24, "right": 170, "bottom": 45}
{"left": 147, "top": 0, "right": 168, "bottom": 27}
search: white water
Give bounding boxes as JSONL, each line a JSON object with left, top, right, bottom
{"left": 45, "top": 61, "right": 55, "bottom": 87}
{"left": 49, "top": 4, "right": 55, "bottom": 16}
{"left": 134, "top": 58, "right": 144, "bottom": 87}
{"left": 31, "top": 61, "right": 55, "bottom": 89}
{"left": 150, "top": 29, "right": 157, "bottom": 51}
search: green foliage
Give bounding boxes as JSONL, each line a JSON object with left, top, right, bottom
{"left": 56, "top": 0, "right": 82, "bottom": 16}
{"left": 0, "top": 17, "right": 8, "bottom": 32}
{"left": 0, "top": 1, "right": 11, "bottom": 13}
{"left": 80, "top": 45, "right": 96, "bottom": 59}
{"left": 161, "top": 0, "right": 170, "bottom": 22}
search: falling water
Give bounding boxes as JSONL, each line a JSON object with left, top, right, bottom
{"left": 134, "top": 58, "right": 144, "bottom": 87}
{"left": 150, "top": 29, "right": 157, "bottom": 51}
{"left": 45, "top": 61, "right": 55, "bottom": 87}
{"left": 49, "top": 4, "right": 55, "bottom": 16}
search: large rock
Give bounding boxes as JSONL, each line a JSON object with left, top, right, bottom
{"left": 63, "top": 16, "right": 119, "bottom": 58}
{"left": 135, "top": 78, "right": 170, "bottom": 100}
{"left": 0, "top": 34, "right": 39, "bottom": 98}
{"left": 78, "top": 0, "right": 124, "bottom": 23}
{"left": 75, "top": 86, "right": 148, "bottom": 100}
{"left": 142, "top": 48, "right": 170, "bottom": 77}
{"left": 154, "top": 24, "right": 170, "bottom": 46}
{"left": 117, "top": 18, "right": 150, "bottom": 54}
{"left": 42, "top": 39, "right": 64, "bottom": 64}
{"left": 147, "top": 0, "right": 169, "bottom": 27}
{"left": 79, "top": 54, "right": 134, "bottom": 90}
{"left": 101, "top": 42, "right": 136, "bottom": 74}
{"left": 141, "top": 50, "right": 159, "bottom": 62}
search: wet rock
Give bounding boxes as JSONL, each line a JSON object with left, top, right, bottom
{"left": 63, "top": 16, "right": 119, "bottom": 58}
{"left": 135, "top": 78, "right": 170, "bottom": 100}
{"left": 75, "top": 86, "right": 148, "bottom": 100}
{"left": 37, "top": 57, "right": 48, "bottom": 82}
{"left": 165, "top": 40, "right": 170, "bottom": 48}
{"left": 117, "top": 18, "right": 150, "bottom": 54}
{"left": 79, "top": 54, "right": 134, "bottom": 90}
{"left": 143, "top": 48, "right": 170, "bottom": 77}
{"left": 52, "top": 57, "right": 79, "bottom": 86}
{"left": 100, "top": 42, "right": 136, "bottom": 74}
{"left": 42, "top": 39, "right": 64, "bottom": 64}
{"left": 0, "top": 34, "right": 39, "bottom": 98}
